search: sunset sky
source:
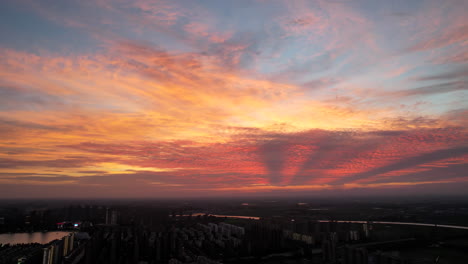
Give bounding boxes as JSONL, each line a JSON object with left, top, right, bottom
{"left": 0, "top": 0, "right": 467, "bottom": 198}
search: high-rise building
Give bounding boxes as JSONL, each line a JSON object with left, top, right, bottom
{"left": 105, "top": 208, "right": 109, "bottom": 224}
{"left": 69, "top": 233, "right": 75, "bottom": 253}
{"left": 344, "top": 246, "right": 368, "bottom": 264}
{"left": 42, "top": 248, "right": 50, "bottom": 264}
{"left": 42, "top": 240, "right": 64, "bottom": 264}
{"left": 322, "top": 239, "right": 337, "bottom": 263}
{"left": 111, "top": 211, "right": 118, "bottom": 225}
{"left": 105, "top": 208, "right": 119, "bottom": 225}
{"left": 63, "top": 235, "right": 70, "bottom": 256}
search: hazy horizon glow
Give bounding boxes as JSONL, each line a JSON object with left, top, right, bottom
{"left": 0, "top": 0, "right": 467, "bottom": 198}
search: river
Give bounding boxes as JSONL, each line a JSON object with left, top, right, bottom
{"left": 0, "top": 231, "right": 71, "bottom": 245}
{"left": 187, "top": 213, "right": 468, "bottom": 230}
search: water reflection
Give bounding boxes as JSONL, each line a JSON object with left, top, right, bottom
{"left": 0, "top": 232, "right": 71, "bottom": 245}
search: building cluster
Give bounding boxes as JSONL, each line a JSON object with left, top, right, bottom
{"left": 343, "top": 246, "right": 412, "bottom": 264}
{"left": 0, "top": 243, "right": 44, "bottom": 264}
{"left": 0, "top": 204, "right": 111, "bottom": 234}
{"left": 1, "top": 204, "right": 467, "bottom": 264}
{"left": 240, "top": 218, "right": 427, "bottom": 264}
{"left": 41, "top": 233, "right": 76, "bottom": 264}
{"left": 79, "top": 221, "right": 244, "bottom": 264}
{"left": 104, "top": 209, "right": 119, "bottom": 226}
{"left": 0, "top": 233, "right": 87, "bottom": 264}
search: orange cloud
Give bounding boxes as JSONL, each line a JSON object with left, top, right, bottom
{"left": 0, "top": 0, "right": 467, "bottom": 197}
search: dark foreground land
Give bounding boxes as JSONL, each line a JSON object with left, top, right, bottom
{"left": 1, "top": 196, "right": 468, "bottom": 264}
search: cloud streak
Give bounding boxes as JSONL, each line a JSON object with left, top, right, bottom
{"left": 0, "top": 0, "right": 466, "bottom": 197}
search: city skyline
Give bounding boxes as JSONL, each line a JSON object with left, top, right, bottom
{"left": 0, "top": 0, "right": 467, "bottom": 198}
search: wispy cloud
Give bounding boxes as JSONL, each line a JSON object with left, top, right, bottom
{"left": 0, "top": 0, "right": 466, "bottom": 197}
